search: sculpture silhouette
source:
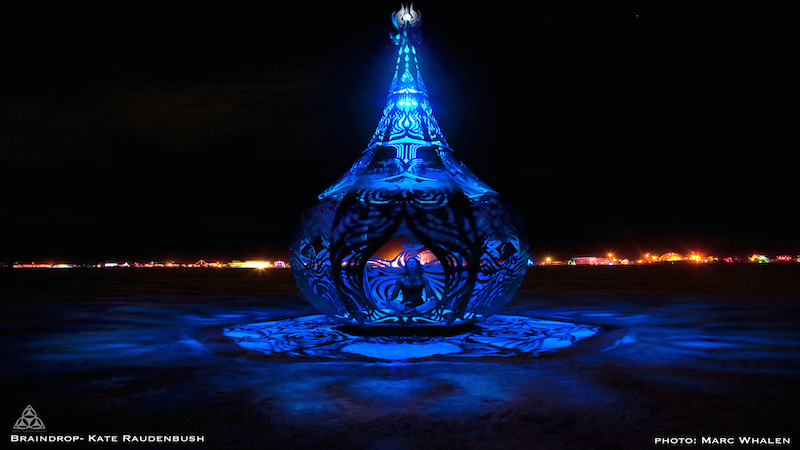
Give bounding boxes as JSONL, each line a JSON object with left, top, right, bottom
{"left": 291, "top": 5, "right": 528, "bottom": 328}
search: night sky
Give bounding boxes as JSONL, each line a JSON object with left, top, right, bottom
{"left": 2, "top": 3, "right": 792, "bottom": 264}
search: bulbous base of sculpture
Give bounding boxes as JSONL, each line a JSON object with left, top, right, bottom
{"left": 290, "top": 187, "right": 528, "bottom": 329}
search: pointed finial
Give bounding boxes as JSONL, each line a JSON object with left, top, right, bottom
{"left": 392, "top": 4, "right": 421, "bottom": 30}
{"left": 391, "top": 4, "right": 422, "bottom": 45}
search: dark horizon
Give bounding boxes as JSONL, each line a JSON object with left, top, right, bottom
{"left": 2, "top": 3, "right": 793, "bottom": 265}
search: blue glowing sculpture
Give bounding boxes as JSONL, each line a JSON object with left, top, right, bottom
{"left": 290, "top": 6, "right": 528, "bottom": 328}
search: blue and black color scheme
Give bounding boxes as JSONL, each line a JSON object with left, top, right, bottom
{"left": 290, "top": 5, "right": 528, "bottom": 328}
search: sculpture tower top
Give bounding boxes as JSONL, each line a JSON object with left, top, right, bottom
{"left": 365, "top": 4, "right": 447, "bottom": 153}
{"left": 319, "top": 5, "right": 495, "bottom": 200}
{"left": 391, "top": 4, "right": 422, "bottom": 34}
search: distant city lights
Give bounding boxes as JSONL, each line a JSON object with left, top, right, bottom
{"left": 6, "top": 252, "right": 798, "bottom": 270}
{"left": 8, "top": 260, "right": 290, "bottom": 270}
{"left": 529, "top": 251, "right": 798, "bottom": 266}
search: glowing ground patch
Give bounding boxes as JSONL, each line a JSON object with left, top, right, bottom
{"left": 223, "top": 314, "right": 599, "bottom": 360}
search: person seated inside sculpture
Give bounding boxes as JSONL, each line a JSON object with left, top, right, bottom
{"left": 388, "top": 256, "right": 439, "bottom": 314}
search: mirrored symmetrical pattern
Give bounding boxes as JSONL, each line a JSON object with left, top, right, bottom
{"left": 290, "top": 6, "right": 528, "bottom": 328}
{"left": 224, "top": 315, "right": 600, "bottom": 359}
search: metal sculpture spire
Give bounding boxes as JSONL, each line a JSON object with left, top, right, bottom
{"left": 367, "top": 4, "right": 448, "bottom": 155}
{"left": 389, "top": 5, "right": 425, "bottom": 96}
{"left": 318, "top": 5, "right": 494, "bottom": 200}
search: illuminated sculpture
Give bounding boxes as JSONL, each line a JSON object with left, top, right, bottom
{"left": 290, "top": 6, "right": 528, "bottom": 328}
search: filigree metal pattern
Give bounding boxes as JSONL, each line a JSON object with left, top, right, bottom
{"left": 224, "top": 315, "right": 600, "bottom": 359}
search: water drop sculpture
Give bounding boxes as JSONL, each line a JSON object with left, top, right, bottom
{"left": 290, "top": 5, "right": 528, "bottom": 328}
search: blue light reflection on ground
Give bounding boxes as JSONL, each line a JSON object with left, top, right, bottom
{"left": 223, "top": 314, "right": 600, "bottom": 360}
{"left": 504, "top": 300, "right": 800, "bottom": 377}
{"left": 1, "top": 295, "right": 798, "bottom": 447}
{"left": 341, "top": 342, "right": 464, "bottom": 359}
{"left": 4, "top": 297, "right": 799, "bottom": 378}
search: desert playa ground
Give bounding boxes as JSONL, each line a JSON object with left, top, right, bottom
{"left": 2, "top": 264, "right": 798, "bottom": 449}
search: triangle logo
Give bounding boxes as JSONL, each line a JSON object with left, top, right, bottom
{"left": 12, "top": 405, "right": 46, "bottom": 431}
